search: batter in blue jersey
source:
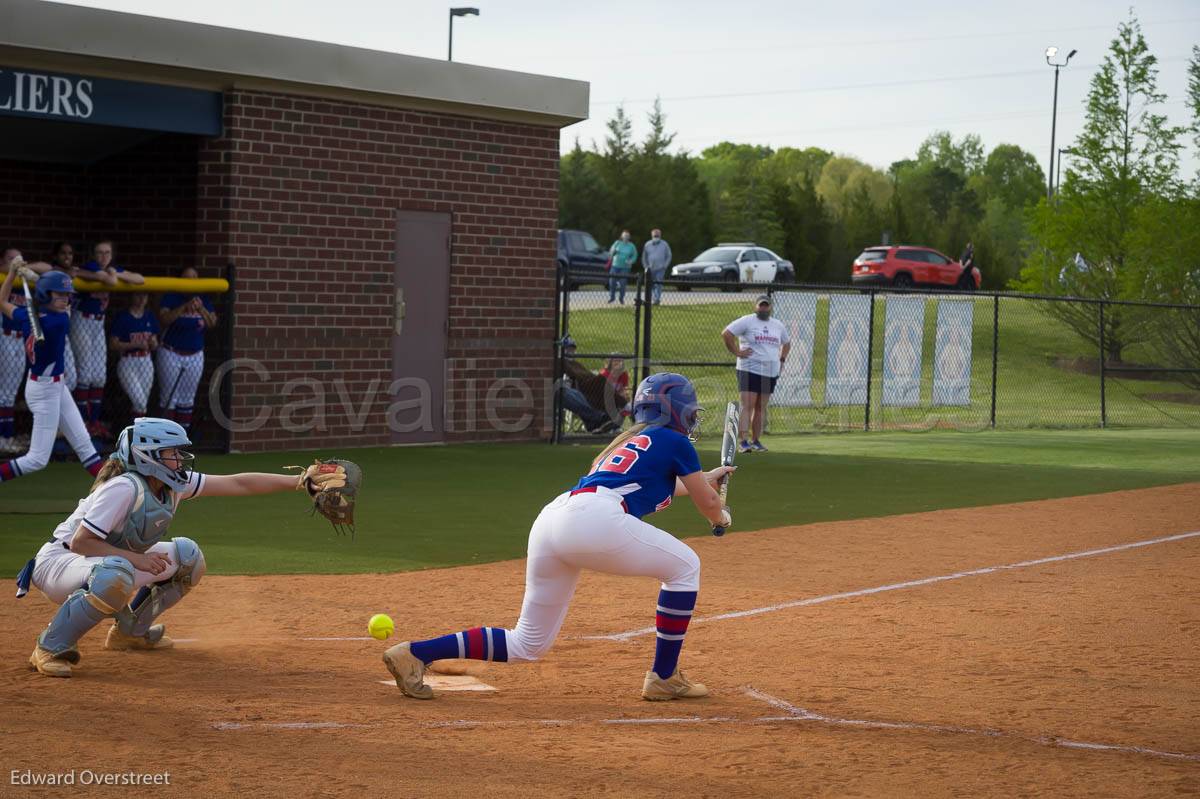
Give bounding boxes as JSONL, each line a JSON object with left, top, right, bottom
{"left": 384, "top": 372, "right": 735, "bottom": 703}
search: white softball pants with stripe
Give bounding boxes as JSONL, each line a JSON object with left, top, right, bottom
{"left": 117, "top": 355, "right": 154, "bottom": 414}
{"left": 0, "top": 334, "right": 23, "bottom": 406}
{"left": 155, "top": 349, "right": 203, "bottom": 410}
{"left": 33, "top": 539, "right": 181, "bottom": 605}
{"left": 504, "top": 486, "right": 700, "bottom": 662}
{"left": 69, "top": 314, "right": 107, "bottom": 388}
{"left": 9, "top": 378, "right": 96, "bottom": 474}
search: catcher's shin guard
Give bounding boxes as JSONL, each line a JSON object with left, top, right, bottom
{"left": 114, "top": 537, "right": 204, "bottom": 639}
{"left": 38, "top": 556, "right": 135, "bottom": 656}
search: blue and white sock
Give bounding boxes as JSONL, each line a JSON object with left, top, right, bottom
{"left": 652, "top": 588, "right": 696, "bottom": 679}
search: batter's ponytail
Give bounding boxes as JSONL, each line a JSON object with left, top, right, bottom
{"left": 589, "top": 423, "right": 648, "bottom": 473}
{"left": 89, "top": 458, "right": 127, "bottom": 493}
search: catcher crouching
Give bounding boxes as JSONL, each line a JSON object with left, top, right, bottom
{"left": 16, "top": 417, "right": 361, "bottom": 677}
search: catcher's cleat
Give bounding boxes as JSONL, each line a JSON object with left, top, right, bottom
{"left": 641, "top": 669, "right": 709, "bottom": 701}
{"left": 105, "top": 624, "right": 174, "bottom": 651}
{"left": 383, "top": 642, "right": 434, "bottom": 700}
{"left": 29, "top": 645, "right": 80, "bottom": 678}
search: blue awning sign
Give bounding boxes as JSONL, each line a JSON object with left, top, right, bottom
{"left": 0, "top": 67, "right": 222, "bottom": 136}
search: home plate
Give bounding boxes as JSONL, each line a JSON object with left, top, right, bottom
{"left": 378, "top": 675, "right": 496, "bottom": 692}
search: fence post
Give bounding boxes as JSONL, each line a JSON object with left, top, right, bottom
{"left": 633, "top": 272, "right": 643, "bottom": 389}
{"left": 641, "top": 268, "right": 653, "bottom": 384}
{"left": 553, "top": 267, "right": 570, "bottom": 444}
{"left": 990, "top": 294, "right": 998, "bottom": 429}
{"left": 219, "top": 261, "right": 236, "bottom": 454}
{"left": 1098, "top": 300, "right": 1107, "bottom": 429}
{"left": 864, "top": 290, "right": 876, "bottom": 431}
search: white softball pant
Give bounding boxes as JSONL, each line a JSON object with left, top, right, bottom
{"left": 33, "top": 539, "right": 181, "bottom": 605}
{"left": 0, "top": 333, "right": 24, "bottom": 406}
{"left": 62, "top": 343, "right": 76, "bottom": 392}
{"left": 69, "top": 314, "right": 107, "bottom": 388}
{"left": 155, "top": 348, "right": 203, "bottom": 411}
{"left": 504, "top": 486, "right": 701, "bottom": 662}
{"left": 8, "top": 377, "right": 97, "bottom": 475}
{"left": 117, "top": 354, "right": 154, "bottom": 414}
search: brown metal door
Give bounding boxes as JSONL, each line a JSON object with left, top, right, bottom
{"left": 392, "top": 210, "right": 450, "bottom": 444}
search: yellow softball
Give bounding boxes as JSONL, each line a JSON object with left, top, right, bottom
{"left": 367, "top": 613, "right": 394, "bottom": 641}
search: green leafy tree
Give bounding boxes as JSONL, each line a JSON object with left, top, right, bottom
{"left": 1019, "top": 13, "right": 1186, "bottom": 360}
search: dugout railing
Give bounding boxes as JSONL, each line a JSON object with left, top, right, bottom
{"left": 553, "top": 266, "right": 1200, "bottom": 442}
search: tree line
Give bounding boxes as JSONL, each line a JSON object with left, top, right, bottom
{"left": 559, "top": 12, "right": 1199, "bottom": 377}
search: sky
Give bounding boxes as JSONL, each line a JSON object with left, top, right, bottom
{"left": 49, "top": 0, "right": 1200, "bottom": 176}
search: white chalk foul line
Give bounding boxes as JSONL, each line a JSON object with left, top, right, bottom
{"left": 585, "top": 530, "right": 1200, "bottom": 641}
{"left": 742, "top": 688, "right": 1200, "bottom": 763}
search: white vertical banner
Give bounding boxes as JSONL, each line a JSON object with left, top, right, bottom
{"left": 826, "top": 294, "right": 871, "bottom": 406}
{"left": 933, "top": 299, "right": 974, "bottom": 406}
{"left": 770, "top": 292, "right": 817, "bottom": 407}
{"left": 882, "top": 296, "right": 925, "bottom": 407}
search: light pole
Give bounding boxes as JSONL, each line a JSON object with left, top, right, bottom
{"left": 1045, "top": 46, "right": 1076, "bottom": 200}
{"left": 448, "top": 7, "right": 479, "bottom": 61}
{"left": 1056, "top": 147, "right": 1068, "bottom": 194}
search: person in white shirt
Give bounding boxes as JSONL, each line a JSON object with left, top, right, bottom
{"left": 721, "top": 295, "right": 790, "bottom": 453}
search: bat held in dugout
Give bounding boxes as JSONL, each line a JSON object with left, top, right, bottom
{"left": 711, "top": 401, "right": 739, "bottom": 536}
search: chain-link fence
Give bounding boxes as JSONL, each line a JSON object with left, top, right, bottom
{"left": 2, "top": 269, "right": 233, "bottom": 459}
{"left": 554, "top": 267, "right": 1200, "bottom": 441}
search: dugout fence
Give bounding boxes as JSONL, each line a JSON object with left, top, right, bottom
{"left": 4, "top": 266, "right": 234, "bottom": 458}
{"left": 553, "top": 267, "right": 1200, "bottom": 442}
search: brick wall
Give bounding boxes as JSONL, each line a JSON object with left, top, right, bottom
{"left": 0, "top": 134, "right": 199, "bottom": 270}
{"left": 198, "top": 90, "right": 561, "bottom": 451}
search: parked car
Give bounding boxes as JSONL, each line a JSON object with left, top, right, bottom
{"left": 671, "top": 243, "right": 796, "bottom": 288}
{"left": 557, "top": 229, "right": 611, "bottom": 289}
{"left": 850, "top": 245, "right": 981, "bottom": 290}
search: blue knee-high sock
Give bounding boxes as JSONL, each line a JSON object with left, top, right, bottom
{"left": 409, "top": 627, "right": 509, "bottom": 665}
{"left": 652, "top": 589, "right": 697, "bottom": 679}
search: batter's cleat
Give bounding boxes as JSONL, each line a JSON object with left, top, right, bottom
{"left": 751, "top": 440, "right": 768, "bottom": 452}
{"left": 641, "top": 669, "right": 709, "bottom": 701}
{"left": 383, "top": 642, "right": 434, "bottom": 700}
{"left": 104, "top": 624, "right": 174, "bottom": 651}
{"left": 29, "top": 645, "right": 80, "bottom": 678}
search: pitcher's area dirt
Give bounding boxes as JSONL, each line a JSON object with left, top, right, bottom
{"left": 2, "top": 484, "right": 1198, "bottom": 798}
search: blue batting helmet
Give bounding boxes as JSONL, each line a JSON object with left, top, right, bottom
{"left": 34, "top": 271, "right": 75, "bottom": 305}
{"left": 113, "top": 417, "right": 195, "bottom": 492}
{"left": 632, "top": 372, "right": 703, "bottom": 440}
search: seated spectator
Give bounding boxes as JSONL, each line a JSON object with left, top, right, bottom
{"left": 559, "top": 335, "right": 627, "bottom": 433}
{"left": 109, "top": 291, "right": 160, "bottom": 425}
{"left": 599, "top": 355, "right": 631, "bottom": 417}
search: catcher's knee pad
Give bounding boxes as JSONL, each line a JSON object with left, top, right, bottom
{"left": 117, "top": 539, "right": 204, "bottom": 638}
{"left": 38, "top": 557, "right": 135, "bottom": 655}
{"left": 662, "top": 548, "right": 700, "bottom": 593}
{"left": 87, "top": 556, "right": 137, "bottom": 614}
{"left": 172, "top": 537, "right": 206, "bottom": 588}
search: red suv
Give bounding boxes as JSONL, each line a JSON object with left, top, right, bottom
{"left": 851, "top": 246, "right": 980, "bottom": 290}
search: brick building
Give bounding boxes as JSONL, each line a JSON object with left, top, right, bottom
{"left": 0, "top": 0, "right": 587, "bottom": 451}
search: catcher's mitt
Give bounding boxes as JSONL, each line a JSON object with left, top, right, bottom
{"left": 286, "top": 459, "right": 362, "bottom": 537}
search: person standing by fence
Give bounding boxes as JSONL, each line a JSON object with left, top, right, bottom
{"left": 642, "top": 228, "right": 672, "bottom": 306}
{"left": 110, "top": 292, "right": 160, "bottom": 426}
{"left": 721, "top": 295, "right": 790, "bottom": 453}
{"left": 157, "top": 267, "right": 216, "bottom": 435}
{"left": 607, "top": 230, "right": 637, "bottom": 305}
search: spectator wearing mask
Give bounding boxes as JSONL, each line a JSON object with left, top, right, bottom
{"left": 642, "top": 229, "right": 673, "bottom": 306}
{"left": 607, "top": 230, "right": 638, "bottom": 305}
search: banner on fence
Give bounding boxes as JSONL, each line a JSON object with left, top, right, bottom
{"left": 882, "top": 296, "right": 925, "bottom": 407}
{"left": 770, "top": 292, "right": 817, "bottom": 407}
{"left": 933, "top": 299, "right": 974, "bottom": 406}
{"left": 826, "top": 294, "right": 870, "bottom": 405}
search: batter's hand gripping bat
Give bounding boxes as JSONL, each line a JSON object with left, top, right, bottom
{"left": 711, "top": 401, "right": 740, "bottom": 537}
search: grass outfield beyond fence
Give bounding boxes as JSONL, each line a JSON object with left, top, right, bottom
{"left": 560, "top": 287, "right": 1200, "bottom": 438}
{"left": 1, "top": 429, "right": 1196, "bottom": 576}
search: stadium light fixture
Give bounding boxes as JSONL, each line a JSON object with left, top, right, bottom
{"left": 448, "top": 7, "right": 480, "bottom": 61}
{"left": 1044, "top": 46, "right": 1077, "bottom": 200}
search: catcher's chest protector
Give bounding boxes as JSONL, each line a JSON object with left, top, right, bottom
{"left": 105, "top": 473, "right": 179, "bottom": 554}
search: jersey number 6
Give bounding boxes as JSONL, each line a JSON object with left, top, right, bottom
{"left": 597, "top": 435, "right": 652, "bottom": 475}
